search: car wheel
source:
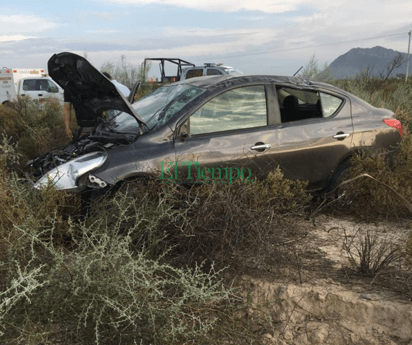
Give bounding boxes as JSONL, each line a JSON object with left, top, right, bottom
{"left": 325, "top": 159, "right": 351, "bottom": 193}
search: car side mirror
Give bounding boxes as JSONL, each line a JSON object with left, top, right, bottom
{"left": 179, "top": 121, "right": 189, "bottom": 141}
{"left": 179, "top": 132, "right": 189, "bottom": 142}
{"left": 129, "top": 82, "right": 141, "bottom": 103}
{"left": 49, "top": 86, "right": 59, "bottom": 93}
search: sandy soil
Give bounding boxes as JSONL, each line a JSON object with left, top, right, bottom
{"left": 237, "top": 214, "right": 412, "bottom": 345}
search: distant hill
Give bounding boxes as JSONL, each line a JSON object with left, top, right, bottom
{"left": 329, "top": 46, "right": 410, "bottom": 79}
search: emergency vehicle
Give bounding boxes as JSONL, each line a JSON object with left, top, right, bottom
{"left": 0, "top": 68, "right": 64, "bottom": 104}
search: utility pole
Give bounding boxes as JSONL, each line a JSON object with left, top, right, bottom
{"left": 405, "top": 30, "right": 411, "bottom": 82}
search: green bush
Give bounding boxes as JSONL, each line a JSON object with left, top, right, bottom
{"left": 0, "top": 97, "right": 68, "bottom": 167}
{"left": 0, "top": 140, "right": 238, "bottom": 344}
{"left": 332, "top": 77, "right": 412, "bottom": 130}
{"left": 322, "top": 77, "right": 412, "bottom": 217}
{"left": 146, "top": 167, "right": 310, "bottom": 268}
{"left": 1, "top": 216, "right": 231, "bottom": 344}
{"left": 324, "top": 135, "right": 412, "bottom": 218}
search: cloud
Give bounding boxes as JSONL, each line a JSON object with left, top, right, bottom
{"left": 97, "top": 0, "right": 301, "bottom": 13}
{"left": 0, "top": 15, "right": 56, "bottom": 34}
{"left": 91, "top": 12, "right": 120, "bottom": 20}
{"left": 161, "top": 26, "right": 276, "bottom": 39}
{"left": 0, "top": 35, "right": 35, "bottom": 42}
{"left": 2, "top": 0, "right": 412, "bottom": 75}
{"left": 237, "top": 15, "right": 266, "bottom": 22}
{"left": 288, "top": 1, "right": 412, "bottom": 33}
{"left": 85, "top": 29, "right": 121, "bottom": 34}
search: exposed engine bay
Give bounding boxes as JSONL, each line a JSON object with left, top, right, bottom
{"left": 30, "top": 135, "right": 122, "bottom": 180}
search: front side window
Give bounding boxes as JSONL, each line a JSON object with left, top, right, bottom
{"left": 190, "top": 85, "right": 267, "bottom": 135}
{"left": 206, "top": 69, "right": 223, "bottom": 76}
{"left": 47, "top": 80, "right": 59, "bottom": 93}
{"left": 39, "top": 80, "right": 49, "bottom": 91}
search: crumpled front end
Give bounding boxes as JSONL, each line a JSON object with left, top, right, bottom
{"left": 29, "top": 137, "right": 116, "bottom": 191}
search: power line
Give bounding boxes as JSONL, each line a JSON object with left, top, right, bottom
{"left": 193, "top": 32, "right": 408, "bottom": 62}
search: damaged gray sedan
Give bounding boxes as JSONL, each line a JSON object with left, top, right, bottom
{"left": 30, "top": 52, "right": 403, "bottom": 193}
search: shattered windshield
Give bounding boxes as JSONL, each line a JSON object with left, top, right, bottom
{"left": 109, "top": 84, "right": 205, "bottom": 133}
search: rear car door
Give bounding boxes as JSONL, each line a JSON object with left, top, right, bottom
{"left": 267, "top": 86, "right": 353, "bottom": 189}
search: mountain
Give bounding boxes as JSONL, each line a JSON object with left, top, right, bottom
{"left": 329, "top": 46, "right": 410, "bottom": 79}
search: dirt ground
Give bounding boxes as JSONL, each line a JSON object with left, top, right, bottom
{"left": 236, "top": 214, "right": 412, "bottom": 345}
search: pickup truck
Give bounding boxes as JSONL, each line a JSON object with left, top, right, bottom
{"left": 142, "top": 58, "right": 243, "bottom": 83}
{"left": 0, "top": 68, "right": 64, "bottom": 105}
{"left": 129, "top": 58, "right": 243, "bottom": 101}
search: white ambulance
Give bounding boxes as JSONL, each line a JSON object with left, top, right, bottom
{"left": 0, "top": 68, "right": 17, "bottom": 104}
{"left": 0, "top": 68, "right": 64, "bottom": 105}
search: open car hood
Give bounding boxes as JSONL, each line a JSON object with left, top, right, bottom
{"left": 48, "top": 52, "right": 146, "bottom": 129}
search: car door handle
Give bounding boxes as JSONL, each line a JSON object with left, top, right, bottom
{"left": 38, "top": 94, "right": 43, "bottom": 96}
{"left": 333, "top": 133, "right": 350, "bottom": 140}
{"left": 250, "top": 144, "right": 271, "bottom": 151}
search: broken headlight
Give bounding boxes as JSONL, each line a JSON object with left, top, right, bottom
{"left": 34, "top": 152, "right": 108, "bottom": 191}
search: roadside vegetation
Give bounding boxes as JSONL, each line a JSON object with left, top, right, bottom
{"left": 1, "top": 67, "right": 412, "bottom": 343}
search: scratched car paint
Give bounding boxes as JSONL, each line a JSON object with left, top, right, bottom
{"left": 30, "top": 52, "right": 402, "bottom": 193}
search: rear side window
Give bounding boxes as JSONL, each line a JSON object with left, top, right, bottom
{"left": 185, "top": 69, "right": 203, "bottom": 79}
{"left": 277, "top": 87, "right": 343, "bottom": 123}
{"left": 190, "top": 85, "right": 267, "bottom": 135}
{"left": 319, "top": 93, "right": 343, "bottom": 117}
{"left": 277, "top": 87, "right": 321, "bottom": 123}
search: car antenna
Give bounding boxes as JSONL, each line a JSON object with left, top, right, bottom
{"left": 293, "top": 66, "right": 303, "bottom": 76}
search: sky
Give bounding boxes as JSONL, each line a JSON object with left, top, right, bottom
{"left": 1, "top": 0, "right": 412, "bottom": 77}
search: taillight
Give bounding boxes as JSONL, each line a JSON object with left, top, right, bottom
{"left": 384, "top": 119, "right": 403, "bottom": 136}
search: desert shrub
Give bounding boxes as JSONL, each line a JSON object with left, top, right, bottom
{"left": 343, "top": 228, "right": 403, "bottom": 275}
{"left": 150, "top": 167, "right": 311, "bottom": 267}
{"left": 0, "top": 134, "right": 318, "bottom": 343}
{"left": 301, "top": 54, "right": 334, "bottom": 82}
{"left": 84, "top": 166, "right": 310, "bottom": 271}
{"left": 0, "top": 97, "right": 68, "bottom": 166}
{"left": 332, "top": 78, "right": 412, "bottom": 130}
{"left": 0, "top": 160, "right": 232, "bottom": 344}
{"left": 87, "top": 180, "right": 189, "bottom": 258}
{"left": 323, "top": 148, "right": 411, "bottom": 218}
{"left": 322, "top": 78, "right": 412, "bottom": 216}
{"left": 1, "top": 214, "right": 231, "bottom": 344}
{"left": 0, "top": 137, "right": 81, "bottom": 273}
{"left": 101, "top": 55, "right": 147, "bottom": 90}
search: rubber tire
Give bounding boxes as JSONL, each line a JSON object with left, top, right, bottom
{"left": 325, "top": 160, "right": 351, "bottom": 193}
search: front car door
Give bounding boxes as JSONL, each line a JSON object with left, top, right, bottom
{"left": 174, "top": 84, "right": 277, "bottom": 183}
